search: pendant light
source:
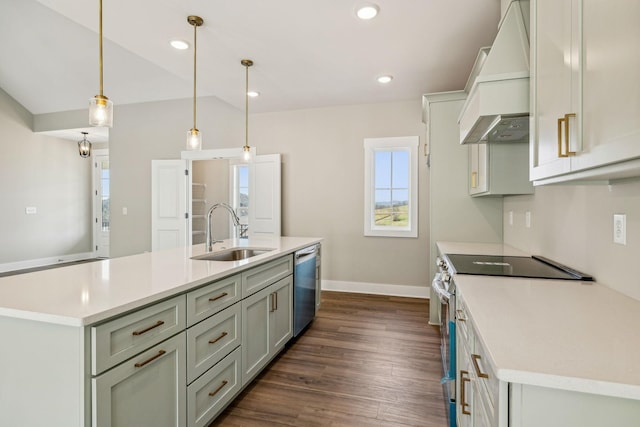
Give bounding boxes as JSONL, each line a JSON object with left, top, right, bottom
{"left": 89, "top": 0, "right": 113, "bottom": 127}
{"left": 186, "top": 15, "right": 204, "bottom": 150}
{"left": 78, "top": 132, "right": 92, "bottom": 158}
{"left": 241, "top": 59, "right": 253, "bottom": 161}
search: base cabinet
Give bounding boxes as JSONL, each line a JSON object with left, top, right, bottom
{"left": 187, "top": 347, "right": 242, "bottom": 427}
{"left": 92, "top": 332, "right": 187, "bottom": 427}
{"left": 457, "top": 292, "right": 640, "bottom": 426}
{"left": 241, "top": 275, "right": 293, "bottom": 386}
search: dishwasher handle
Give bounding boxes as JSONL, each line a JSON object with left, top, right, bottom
{"left": 295, "top": 245, "right": 318, "bottom": 263}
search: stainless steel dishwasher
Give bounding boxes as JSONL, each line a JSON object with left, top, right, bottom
{"left": 293, "top": 245, "right": 318, "bottom": 337}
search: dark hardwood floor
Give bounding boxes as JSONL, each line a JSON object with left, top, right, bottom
{"left": 211, "top": 291, "right": 447, "bottom": 426}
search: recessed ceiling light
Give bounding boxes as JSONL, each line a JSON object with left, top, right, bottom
{"left": 356, "top": 4, "right": 379, "bottom": 20}
{"left": 247, "top": 91, "right": 260, "bottom": 98}
{"left": 377, "top": 75, "right": 393, "bottom": 84}
{"left": 170, "top": 40, "right": 189, "bottom": 50}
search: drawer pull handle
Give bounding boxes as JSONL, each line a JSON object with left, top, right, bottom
{"left": 132, "top": 320, "right": 165, "bottom": 336}
{"left": 456, "top": 309, "right": 467, "bottom": 322}
{"left": 209, "top": 292, "right": 228, "bottom": 302}
{"left": 208, "top": 331, "right": 228, "bottom": 344}
{"left": 208, "top": 380, "right": 229, "bottom": 397}
{"left": 134, "top": 350, "right": 166, "bottom": 368}
{"left": 460, "top": 370, "right": 471, "bottom": 415}
{"left": 471, "top": 354, "right": 489, "bottom": 379}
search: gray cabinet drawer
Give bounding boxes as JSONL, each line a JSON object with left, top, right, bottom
{"left": 187, "top": 347, "right": 241, "bottom": 427}
{"left": 241, "top": 255, "right": 293, "bottom": 297}
{"left": 186, "top": 274, "right": 241, "bottom": 327}
{"left": 186, "top": 302, "right": 241, "bottom": 384}
{"left": 91, "top": 295, "right": 186, "bottom": 375}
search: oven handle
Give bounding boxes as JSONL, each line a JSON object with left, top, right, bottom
{"left": 431, "top": 274, "right": 452, "bottom": 301}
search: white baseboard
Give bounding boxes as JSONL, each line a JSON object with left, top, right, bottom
{"left": 321, "top": 279, "right": 429, "bottom": 299}
{"left": 0, "top": 251, "right": 96, "bottom": 274}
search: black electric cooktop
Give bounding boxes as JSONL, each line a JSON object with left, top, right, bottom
{"left": 444, "top": 254, "right": 593, "bottom": 281}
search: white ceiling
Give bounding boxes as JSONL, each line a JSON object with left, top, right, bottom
{"left": 0, "top": 0, "right": 500, "bottom": 119}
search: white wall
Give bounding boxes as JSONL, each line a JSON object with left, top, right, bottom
{"left": 0, "top": 87, "right": 92, "bottom": 266}
{"left": 504, "top": 180, "right": 640, "bottom": 300}
{"left": 251, "top": 99, "right": 429, "bottom": 288}
{"left": 108, "top": 96, "right": 244, "bottom": 257}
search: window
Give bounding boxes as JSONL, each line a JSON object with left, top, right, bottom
{"left": 364, "top": 136, "right": 419, "bottom": 238}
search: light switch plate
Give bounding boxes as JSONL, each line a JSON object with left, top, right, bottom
{"left": 614, "top": 214, "right": 626, "bottom": 245}
{"left": 525, "top": 211, "right": 532, "bottom": 228}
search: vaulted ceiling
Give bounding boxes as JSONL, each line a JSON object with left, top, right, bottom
{"left": 0, "top": 0, "right": 500, "bottom": 116}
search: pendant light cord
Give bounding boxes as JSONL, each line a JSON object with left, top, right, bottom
{"left": 193, "top": 22, "right": 197, "bottom": 130}
{"left": 98, "top": 0, "right": 103, "bottom": 97}
{"left": 245, "top": 63, "right": 249, "bottom": 147}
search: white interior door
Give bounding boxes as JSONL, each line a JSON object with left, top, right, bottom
{"left": 93, "top": 150, "right": 110, "bottom": 258}
{"left": 151, "top": 160, "right": 189, "bottom": 251}
{"left": 249, "top": 154, "right": 281, "bottom": 237}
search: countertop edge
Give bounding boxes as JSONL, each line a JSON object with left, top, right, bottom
{"left": 0, "top": 237, "right": 323, "bottom": 327}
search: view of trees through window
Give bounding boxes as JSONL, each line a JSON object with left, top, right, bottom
{"left": 374, "top": 150, "right": 409, "bottom": 227}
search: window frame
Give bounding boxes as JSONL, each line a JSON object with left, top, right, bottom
{"left": 363, "top": 136, "right": 419, "bottom": 238}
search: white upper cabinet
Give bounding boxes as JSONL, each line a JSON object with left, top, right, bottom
{"left": 575, "top": 0, "right": 640, "bottom": 173}
{"left": 530, "top": 0, "right": 579, "bottom": 182}
{"left": 531, "top": 0, "right": 640, "bottom": 184}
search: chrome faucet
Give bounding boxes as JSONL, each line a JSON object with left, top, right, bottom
{"left": 205, "top": 202, "right": 241, "bottom": 252}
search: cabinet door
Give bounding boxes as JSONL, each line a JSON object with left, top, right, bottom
{"left": 574, "top": 0, "right": 640, "bottom": 172}
{"left": 530, "top": 0, "right": 579, "bottom": 180}
{"left": 241, "top": 285, "right": 272, "bottom": 385}
{"left": 271, "top": 276, "right": 293, "bottom": 351}
{"left": 92, "top": 333, "right": 186, "bottom": 427}
{"left": 469, "top": 144, "right": 488, "bottom": 195}
{"left": 457, "top": 345, "right": 473, "bottom": 427}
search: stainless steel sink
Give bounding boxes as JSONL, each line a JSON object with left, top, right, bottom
{"left": 191, "top": 248, "right": 274, "bottom": 262}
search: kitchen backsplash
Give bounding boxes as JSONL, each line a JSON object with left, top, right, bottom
{"left": 503, "top": 179, "right": 640, "bottom": 301}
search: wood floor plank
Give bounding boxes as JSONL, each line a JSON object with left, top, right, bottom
{"left": 210, "top": 291, "right": 447, "bottom": 426}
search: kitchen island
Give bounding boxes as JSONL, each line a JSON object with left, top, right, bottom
{"left": 438, "top": 241, "right": 640, "bottom": 426}
{"left": 0, "top": 236, "right": 321, "bottom": 427}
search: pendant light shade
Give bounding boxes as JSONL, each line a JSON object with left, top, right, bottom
{"left": 78, "top": 132, "right": 92, "bottom": 158}
{"left": 186, "top": 15, "right": 204, "bottom": 151}
{"left": 241, "top": 59, "right": 253, "bottom": 162}
{"left": 89, "top": 0, "right": 113, "bottom": 127}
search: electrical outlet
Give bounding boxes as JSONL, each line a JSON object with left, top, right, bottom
{"left": 614, "top": 214, "right": 626, "bottom": 245}
{"left": 25, "top": 207, "right": 37, "bottom": 214}
{"left": 525, "top": 211, "right": 532, "bottom": 228}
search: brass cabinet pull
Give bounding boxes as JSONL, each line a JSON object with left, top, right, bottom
{"left": 471, "top": 354, "right": 489, "bottom": 379}
{"left": 456, "top": 309, "right": 467, "bottom": 322}
{"left": 132, "top": 320, "right": 165, "bottom": 336}
{"left": 460, "top": 370, "right": 471, "bottom": 415}
{"left": 208, "top": 331, "right": 228, "bottom": 345}
{"left": 208, "top": 380, "right": 229, "bottom": 397}
{"left": 557, "top": 113, "right": 577, "bottom": 158}
{"left": 209, "top": 292, "right": 228, "bottom": 302}
{"left": 269, "top": 293, "right": 275, "bottom": 312}
{"left": 471, "top": 171, "right": 478, "bottom": 189}
{"left": 557, "top": 116, "right": 565, "bottom": 157}
{"left": 134, "top": 350, "right": 166, "bottom": 368}
{"left": 564, "top": 113, "right": 577, "bottom": 156}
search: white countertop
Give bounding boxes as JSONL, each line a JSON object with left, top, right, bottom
{"left": 0, "top": 236, "right": 321, "bottom": 327}
{"left": 437, "top": 241, "right": 640, "bottom": 401}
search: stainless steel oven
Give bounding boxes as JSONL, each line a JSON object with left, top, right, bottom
{"left": 432, "top": 258, "right": 455, "bottom": 427}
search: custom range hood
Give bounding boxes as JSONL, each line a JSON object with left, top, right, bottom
{"left": 459, "top": 0, "right": 530, "bottom": 144}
